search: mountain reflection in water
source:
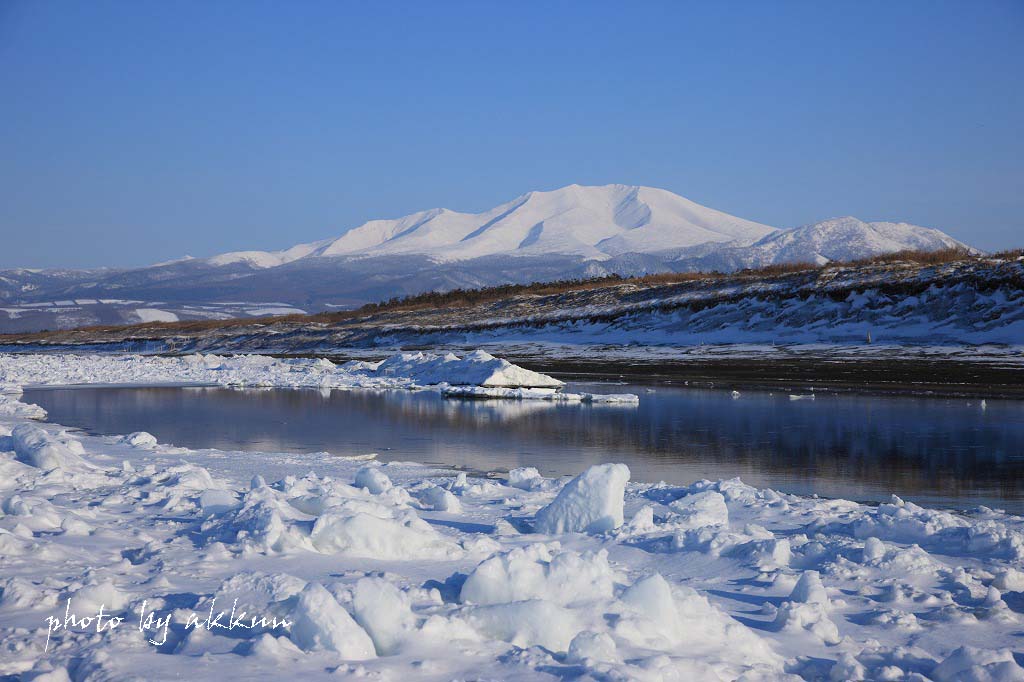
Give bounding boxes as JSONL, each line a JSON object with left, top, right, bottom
{"left": 23, "top": 383, "right": 1024, "bottom": 512}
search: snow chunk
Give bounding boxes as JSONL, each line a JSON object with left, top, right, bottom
{"left": 289, "top": 582, "right": 375, "bottom": 660}
{"left": 134, "top": 308, "right": 178, "bottom": 323}
{"left": 351, "top": 578, "right": 415, "bottom": 655}
{"left": 567, "top": 631, "right": 619, "bottom": 664}
{"left": 790, "top": 570, "right": 830, "bottom": 606}
{"left": 10, "top": 424, "right": 86, "bottom": 471}
{"left": 460, "top": 544, "right": 616, "bottom": 606}
{"left": 668, "top": 490, "right": 730, "bottom": 529}
{"left": 417, "top": 484, "right": 462, "bottom": 512}
{"left": 353, "top": 465, "right": 392, "bottom": 495}
{"left": 122, "top": 431, "right": 157, "bottom": 447}
{"left": 993, "top": 568, "right": 1024, "bottom": 593}
{"left": 507, "top": 466, "right": 543, "bottom": 491}
{"left": 773, "top": 601, "right": 840, "bottom": 644}
{"left": 534, "top": 463, "right": 630, "bottom": 534}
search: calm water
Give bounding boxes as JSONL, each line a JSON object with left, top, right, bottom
{"left": 24, "top": 383, "right": 1024, "bottom": 513}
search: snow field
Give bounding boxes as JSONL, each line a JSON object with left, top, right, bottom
{"left": 0, "top": 356, "right": 1023, "bottom": 680}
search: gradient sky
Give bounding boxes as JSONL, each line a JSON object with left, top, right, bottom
{"left": 1, "top": 0, "right": 1021, "bottom": 268}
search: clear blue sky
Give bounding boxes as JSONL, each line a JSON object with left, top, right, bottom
{"left": 1, "top": 0, "right": 1021, "bottom": 268}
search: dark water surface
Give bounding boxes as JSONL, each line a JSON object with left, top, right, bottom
{"left": 23, "top": 383, "right": 1024, "bottom": 513}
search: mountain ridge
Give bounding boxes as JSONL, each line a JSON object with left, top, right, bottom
{"left": 207, "top": 184, "right": 780, "bottom": 267}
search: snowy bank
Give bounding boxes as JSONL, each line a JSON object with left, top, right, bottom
{"left": 0, "top": 365, "right": 1022, "bottom": 680}
{"left": 0, "top": 350, "right": 638, "bottom": 404}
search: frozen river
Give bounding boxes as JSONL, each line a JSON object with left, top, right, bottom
{"left": 25, "top": 381, "right": 1024, "bottom": 512}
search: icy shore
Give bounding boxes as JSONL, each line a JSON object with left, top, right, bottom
{"left": 1, "top": 355, "right": 1023, "bottom": 680}
{"left": 0, "top": 350, "right": 639, "bottom": 404}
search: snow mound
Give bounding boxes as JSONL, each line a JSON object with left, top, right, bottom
{"left": 534, "top": 463, "right": 630, "bottom": 534}
{"left": 351, "top": 578, "right": 416, "bottom": 655}
{"left": 615, "top": 573, "right": 783, "bottom": 674}
{"left": 507, "top": 466, "right": 544, "bottom": 491}
{"left": 668, "top": 490, "right": 730, "bottom": 529}
{"left": 202, "top": 485, "right": 312, "bottom": 554}
{"left": 353, "top": 465, "right": 392, "bottom": 494}
{"left": 289, "top": 582, "right": 375, "bottom": 660}
{"left": 351, "top": 350, "right": 563, "bottom": 388}
{"left": 122, "top": 431, "right": 158, "bottom": 447}
{"left": 70, "top": 581, "right": 132, "bottom": 614}
{"left": 790, "top": 570, "right": 830, "bottom": 606}
{"left": 460, "top": 544, "right": 616, "bottom": 606}
{"left": 567, "top": 630, "right": 619, "bottom": 664}
{"left": 416, "top": 484, "right": 462, "bottom": 512}
{"left": 10, "top": 424, "right": 86, "bottom": 471}
{"left": 932, "top": 646, "right": 1024, "bottom": 682}
{"left": 310, "top": 504, "right": 457, "bottom": 560}
{"left": 773, "top": 600, "right": 840, "bottom": 644}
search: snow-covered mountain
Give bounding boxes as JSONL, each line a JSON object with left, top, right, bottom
{"left": 209, "top": 184, "right": 778, "bottom": 267}
{"left": 668, "top": 216, "right": 971, "bottom": 271}
{"left": 745, "top": 216, "right": 969, "bottom": 265}
{"left": 0, "top": 184, "right": 975, "bottom": 333}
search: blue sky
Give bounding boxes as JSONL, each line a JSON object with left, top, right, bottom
{"left": 1, "top": 0, "right": 1021, "bottom": 268}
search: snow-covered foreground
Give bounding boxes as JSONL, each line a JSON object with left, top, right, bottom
{"left": 1, "top": 357, "right": 1023, "bottom": 680}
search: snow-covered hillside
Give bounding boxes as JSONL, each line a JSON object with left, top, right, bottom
{"left": 7, "top": 255, "right": 1021, "bottom": 352}
{"left": 670, "top": 216, "right": 972, "bottom": 271}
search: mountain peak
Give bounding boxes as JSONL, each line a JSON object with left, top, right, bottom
{"left": 205, "top": 184, "right": 778, "bottom": 268}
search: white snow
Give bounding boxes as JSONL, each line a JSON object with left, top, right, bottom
{"left": 667, "top": 489, "right": 730, "bottom": 529}
{"left": 353, "top": 465, "right": 392, "bottom": 494}
{"left": 534, "top": 463, "right": 631, "bottom": 534}
{"left": 460, "top": 544, "right": 616, "bottom": 606}
{"left": 0, "top": 350, "right": 601, "bottom": 396}
{"left": 742, "top": 216, "right": 971, "bottom": 267}
{"left": 351, "top": 578, "right": 415, "bottom": 655}
{"left": 194, "top": 186, "right": 966, "bottom": 270}
{"left": 289, "top": 582, "right": 375, "bottom": 659}
{"left": 133, "top": 308, "right": 179, "bottom": 323}
{"left": 0, "top": 352, "right": 1021, "bottom": 681}
{"left": 210, "top": 184, "right": 778, "bottom": 266}
{"left": 10, "top": 424, "right": 87, "bottom": 471}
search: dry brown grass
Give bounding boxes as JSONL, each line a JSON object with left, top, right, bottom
{"left": 992, "top": 247, "right": 1024, "bottom": 259}
{"left": 0, "top": 248, "right": 994, "bottom": 341}
{"left": 846, "top": 247, "right": 975, "bottom": 267}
